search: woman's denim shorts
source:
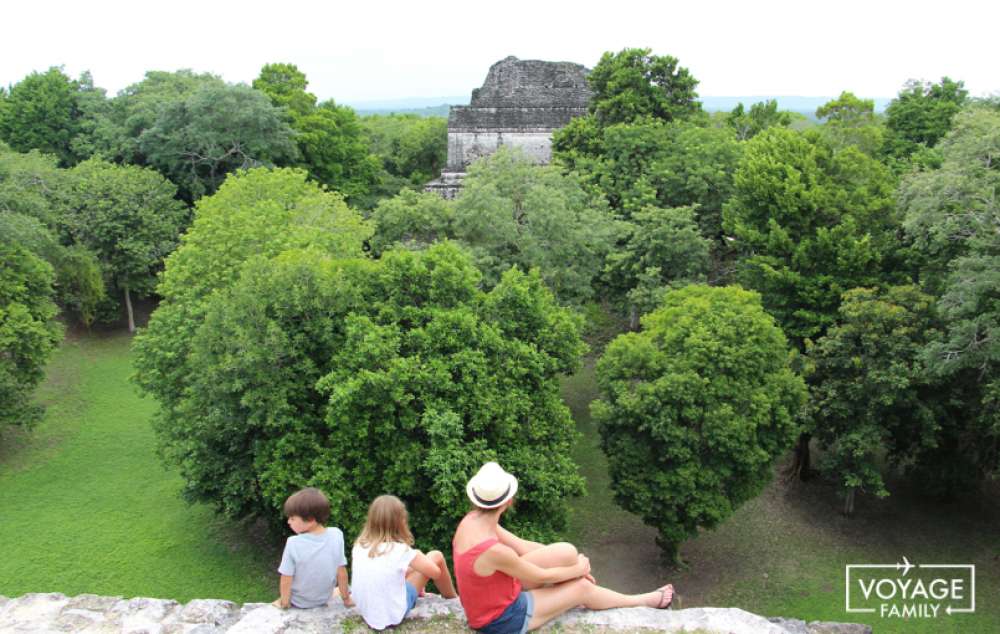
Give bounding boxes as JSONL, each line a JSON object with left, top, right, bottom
{"left": 477, "top": 591, "right": 534, "bottom": 634}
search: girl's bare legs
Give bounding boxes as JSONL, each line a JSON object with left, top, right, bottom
{"left": 528, "top": 579, "right": 673, "bottom": 631}
{"left": 405, "top": 550, "right": 458, "bottom": 598}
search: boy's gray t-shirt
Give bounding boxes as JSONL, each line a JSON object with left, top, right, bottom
{"left": 278, "top": 527, "right": 348, "bottom": 608}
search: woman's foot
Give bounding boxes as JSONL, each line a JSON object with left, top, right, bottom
{"left": 647, "top": 584, "right": 673, "bottom": 609}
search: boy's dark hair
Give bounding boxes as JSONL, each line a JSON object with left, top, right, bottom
{"left": 283, "top": 487, "right": 330, "bottom": 525}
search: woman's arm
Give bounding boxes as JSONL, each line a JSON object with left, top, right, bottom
{"left": 496, "top": 524, "right": 544, "bottom": 556}
{"left": 485, "top": 543, "right": 589, "bottom": 587}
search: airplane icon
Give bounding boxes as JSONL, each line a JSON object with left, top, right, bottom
{"left": 897, "top": 556, "right": 914, "bottom": 576}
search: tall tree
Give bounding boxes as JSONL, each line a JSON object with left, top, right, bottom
{"left": 593, "top": 285, "right": 806, "bottom": 562}
{"left": 723, "top": 128, "right": 901, "bottom": 344}
{"left": 900, "top": 106, "right": 1000, "bottom": 488}
{"left": 727, "top": 100, "right": 793, "bottom": 141}
{"left": 723, "top": 127, "right": 903, "bottom": 479}
{"left": 145, "top": 243, "right": 585, "bottom": 545}
{"left": 815, "top": 91, "right": 884, "bottom": 156}
{"left": 884, "top": 77, "right": 968, "bottom": 160}
{"left": 253, "top": 63, "right": 380, "bottom": 207}
{"left": 0, "top": 240, "right": 63, "bottom": 429}
{"left": 587, "top": 48, "right": 701, "bottom": 126}
{"left": 139, "top": 83, "right": 298, "bottom": 201}
{"left": 89, "top": 70, "right": 224, "bottom": 165}
{"left": 0, "top": 144, "right": 105, "bottom": 325}
{"left": 602, "top": 205, "right": 711, "bottom": 328}
{"left": 451, "top": 147, "right": 619, "bottom": 304}
{"left": 132, "top": 167, "right": 372, "bottom": 419}
{"left": 0, "top": 67, "right": 85, "bottom": 166}
{"left": 61, "top": 159, "right": 188, "bottom": 331}
{"left": 252, "top": 63, "right": 314, "bottom": 116}
{"left": 807, "top": 286, "right": 941, "bottom": 514}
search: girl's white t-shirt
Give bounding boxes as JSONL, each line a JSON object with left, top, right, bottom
{"left": 351, "top": 541, "right": 419, "bottom": 630}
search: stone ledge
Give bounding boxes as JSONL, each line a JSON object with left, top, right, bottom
{"left": 0, "top": 592, "right": 871, "bottom": 634}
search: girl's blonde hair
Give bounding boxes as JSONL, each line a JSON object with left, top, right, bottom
{"left": 356, "top": 495, "right": 414, "bottom": 557}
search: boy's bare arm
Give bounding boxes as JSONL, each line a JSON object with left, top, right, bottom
{"left": 272, "top": 575, "right": 293, "bottom": 608}
{"left": 337, "top": 566, "right": 354, "bottom": 607}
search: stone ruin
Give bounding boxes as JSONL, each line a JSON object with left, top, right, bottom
{"left": 424, "top": 56, "right": 592, "bottom": 198}
{"left": 0, "top": 592, "right": 873, "bottom": 633}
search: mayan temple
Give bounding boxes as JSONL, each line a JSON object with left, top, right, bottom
{"left": 425, "top": 56, "right": 592, "bottom": 198}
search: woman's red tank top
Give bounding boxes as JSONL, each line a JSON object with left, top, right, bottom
{"left": 452, "top": 536, "right": 522, "bottom": 628}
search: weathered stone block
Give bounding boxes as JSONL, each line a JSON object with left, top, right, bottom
{"left": 0, "top": 593, "right": 70, "bottom": 629}
{"left": 66, "top": 594, "right": 122, "bottom": 612}
{"left": 108, "top": 596, "right": 181, "bottom": 634}
{"left": 177, "top": 599, "right": 238, "bottom": 627}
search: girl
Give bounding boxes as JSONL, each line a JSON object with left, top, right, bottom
{"left": 351, "top": 495, "right": 458, "bottom": 630}
{"left": 453, "top": 462, "right": 675, "bottom": 633}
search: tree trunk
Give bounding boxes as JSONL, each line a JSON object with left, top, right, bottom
{"left": 785, "top": 432, "right": 814, "bottom": 481}
{"left": 629, "top": 305, "right": 640, "bottom": 331}
{"left": 124, "top": 284, "right": 135, "bottom": 333}
{"left": 843, "top": 487, "right": 856, "bottom": 516}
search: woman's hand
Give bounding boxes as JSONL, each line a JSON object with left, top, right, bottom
{"left": 576, "top": 554, "right": 591, "bottom": 578}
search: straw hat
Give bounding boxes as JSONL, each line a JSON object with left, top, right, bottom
{"left": 466, "top": 462, "right": 518, "bottom": 509}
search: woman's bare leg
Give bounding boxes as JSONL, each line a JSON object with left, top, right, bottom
{"left": 527, "top": 578, "right": 673, "bottom": 631}
{"left": 405, "top": 550, "right": 458, "bottom": 598}
{"left": 519, "top": 543, "right": 579, "bottom": 589}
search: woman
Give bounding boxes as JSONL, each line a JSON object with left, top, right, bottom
{"left": 453, "top": 462, "right": 674, "bottom": 633}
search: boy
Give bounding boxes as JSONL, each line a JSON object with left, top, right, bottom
{"left": 273, "top": 487, "right": 354, "bottom": 609}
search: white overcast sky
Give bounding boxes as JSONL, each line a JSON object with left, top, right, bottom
{"left": 1, "top": 0, "right": 996, "bottom": 104}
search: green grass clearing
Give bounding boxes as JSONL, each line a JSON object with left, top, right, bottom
{"left": 0, "top": 332, "right": 278, "bottom": 603}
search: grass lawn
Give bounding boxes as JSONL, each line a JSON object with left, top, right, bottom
{"left": 0, "top": 331, "right": 279, "bottom": 603}
{"left": 561, "top": 359, "right": 1000, "bottom": 634}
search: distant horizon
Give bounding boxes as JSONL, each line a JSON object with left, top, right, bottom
{"left": 343, "top": 94, "right": 895, "bottom": 113}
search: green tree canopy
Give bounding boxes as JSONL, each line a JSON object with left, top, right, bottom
{"left": 88, "top": 70, "right": 224, "bottom": 166}
{"left": 369, "top": 188, "right": 454, "bottom": 256}
{"left": 61, "top": 158, "right": 189, "bottom": 331}
{"left": 362, "top": 113, "right": 447, "bottom": 194}
{"left": 294, "top": 102, "right": 381, "bottom": 207}
{"left": 253, "top": 64, "right": 380, "bottom": 207}
{"left": 587, "top": 48, "right": 701, "bottom": 126}
{"left": 602, "top": 205, "right": 711, "bottom": 327}
{"left": 0, "top": 240, "right": 63, "bottom": 429}
{"left": 132, "top": 167, "right": 372, "bottom": 419}
{"left": 252, "top": 63, "right": 315, "bottom": 116}
{"left": 722, "top": 127, "right": 902, "bottom": 345}
{"left": 139, "top": 241, "right": 586, "bottom": 548}
{"left": 807, "top": 286, "right": 941, "bottom": 514}
{"left": 593, "top": 285, "right": 806, "bottom": 561}
{"left": 451, "top": 147, "right": 619, "bottom": 304}
{"left": 0, "top": 67, "right": 87, "bottom": 166}
{"left": 885, "top": 77, "right": 968, "bottom": 160}
{"left": 139, "top": 83, "right": 298, "bottom": 201}
{"left": 0, "top": 144, "right": 105, "bottom": 325}
{"left": 815, "top": 91, "right": 884, "bottom": 156}
{"left": 899, "top": 106, "right": 1000, "bottom": 485}
{"left": 556, "top": 118, "right": 742, "bottom": 242}
{"left": 727, "top": 99, "right": 793, "bottom": 141}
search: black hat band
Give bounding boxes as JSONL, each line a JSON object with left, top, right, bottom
{"left": 473, "top": 483, "right": 511, "bottom": 507}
